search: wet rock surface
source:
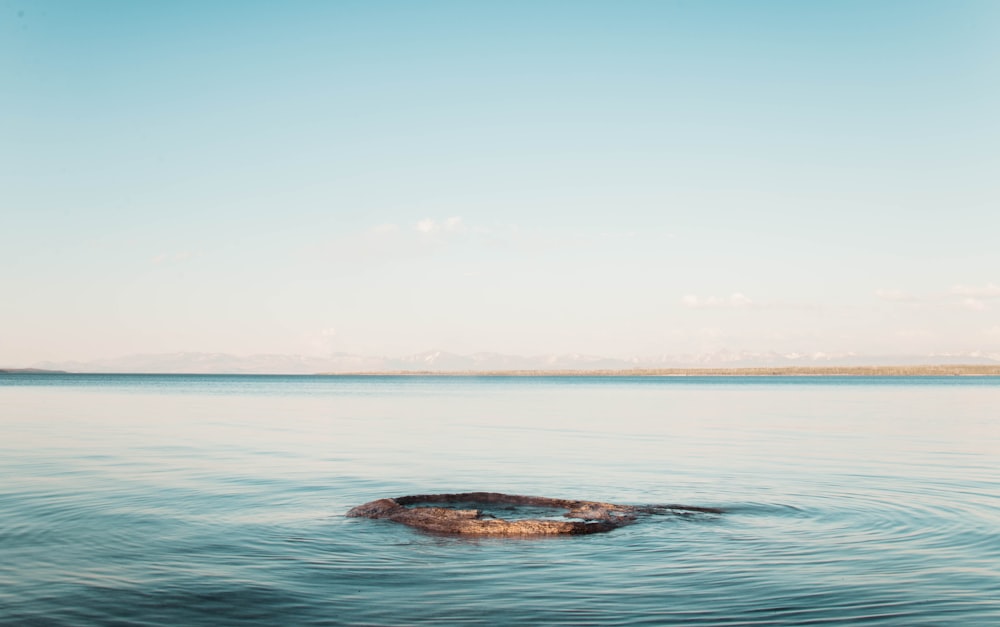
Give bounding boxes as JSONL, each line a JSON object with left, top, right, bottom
{"left": 347, "top": 492, "right": 722, "bottom": 536}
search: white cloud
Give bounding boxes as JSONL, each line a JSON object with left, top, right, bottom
{"left": 414, "top": 216, "right": 466, "bottom": 234}
{"left": 875, "top": 285, "right": 999, "bottom": 310}
{"left": 960, "top": 298, "right": 988, "bottom": 311}
{"left": 415, "top": 218, "right": 438, "bottom": 233}
{"left": 730, "top": 292, "right": 754, "bottom": 308}
{"left": 314, "top": 216, "right": 484, "bottom": 270}
{"left": 951, "top": 283, "right": 1000, "bottom": 298}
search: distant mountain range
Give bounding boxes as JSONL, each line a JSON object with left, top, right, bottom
{"left": 26, "top": 349, "right": 1000, "bottom": 374}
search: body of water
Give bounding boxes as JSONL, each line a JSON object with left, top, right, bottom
{"left": 2, "top": 374, "right": 998, "bottom": 625}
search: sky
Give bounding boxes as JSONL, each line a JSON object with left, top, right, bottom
{"left": 3, "top": 0, "right": 1000, "bottom": 365}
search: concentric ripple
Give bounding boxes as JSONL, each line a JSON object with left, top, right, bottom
{"left": 2, "top": 374, "right": 999, "bottom": 625}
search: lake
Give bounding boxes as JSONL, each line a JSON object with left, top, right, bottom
{"left": 2, "top": 374, "right": 998, "bottom": 625}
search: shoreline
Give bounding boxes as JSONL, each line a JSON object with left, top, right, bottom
{"left": 5, "top": 365, "right": 1000, "bottom": 377}
{"left": 318, "top": 365, "right": 1000, "bottom": 377}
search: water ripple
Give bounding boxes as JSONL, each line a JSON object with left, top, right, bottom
{"left": 3, "top": 375, "right": 999, "bottom": 625}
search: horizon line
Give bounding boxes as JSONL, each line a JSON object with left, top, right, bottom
{"left": 5, "top": 365, "right": 1000, "bottom": 377}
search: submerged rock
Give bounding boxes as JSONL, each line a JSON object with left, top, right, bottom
{"left": 347, "top": 492, "right": 722, "bottom": 536}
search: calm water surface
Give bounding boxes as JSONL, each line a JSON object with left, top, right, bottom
{"left": 2, "top": 374, "right": 999, "bottom": 625}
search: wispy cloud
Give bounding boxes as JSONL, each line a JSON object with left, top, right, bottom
{"left": 875, "top": 283, "right": 1000, "bottom": 311}
{"left": 959, "top": 298, "right": 988, "bottom": 312}
{"left": 316, "top": 218, "right": 673, "bottom": 274}
{"left": 950, "top": 283, "right": 1000, "bottom": 311}
{"left": 951, "top": 283, "right": 1000, "bottom": 298}
{"left": 414, "top": 216, "right": 467, "bottom": 234}
{"left": 313, "top": 216, "right": 481, "bottom": 270}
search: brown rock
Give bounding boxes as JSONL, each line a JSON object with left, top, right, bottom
{"left": 347, "top": 492, "right": 721, "bottom": 536}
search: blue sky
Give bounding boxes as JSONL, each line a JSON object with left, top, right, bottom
{"left": 3, "top": 0, "right": 999, "bottom": 364}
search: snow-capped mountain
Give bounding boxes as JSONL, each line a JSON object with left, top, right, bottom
{"left": 28, "top": 349, "right": 1000, "bottom": 374}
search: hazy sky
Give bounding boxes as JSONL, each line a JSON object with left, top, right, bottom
{"left": 3, "top": 0, "right": 999, "bottom": 364}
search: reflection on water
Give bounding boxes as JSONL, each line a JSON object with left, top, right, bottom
{"left": 2, "top": 374, "right": 999, "bottom": 625}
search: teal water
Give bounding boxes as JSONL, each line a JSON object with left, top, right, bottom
{"left": 2, "top": 374, "right": 999, "bottom": 625}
